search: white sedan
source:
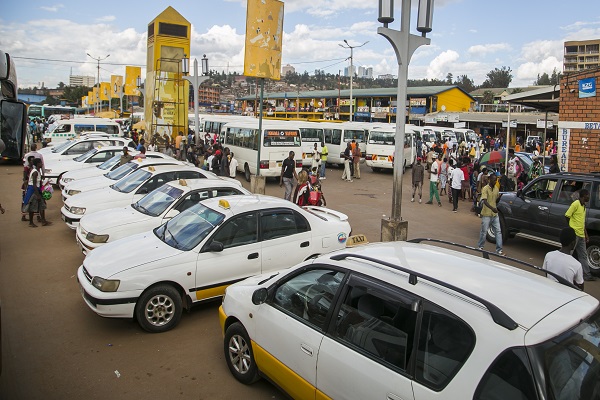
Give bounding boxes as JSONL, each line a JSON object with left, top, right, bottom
{"left": 61, "top": 164, "right": 221, "bottom": 229}
{"left": 61, "top": 158, "right": 187, "bottom": 200}
{"left": 44, "top": 146, "right": 125, "bottom": 184}
{"left": 77, "top": 195, "right": 351, "bottom": 333}
{"left": 76, "top": 179, "right": 251, "bottom": 254}
{"left": 38, "top": 136, "right": 133, "bottom": 163}
{"left": 59, "top": 151, "right": 175, "bottom": 190}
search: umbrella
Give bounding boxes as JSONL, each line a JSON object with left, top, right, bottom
{"left": 132, "top": 120, "right": 146, "bottom": 130}
{"left": 478, "top": 150, "right": 506, "bottom": 166}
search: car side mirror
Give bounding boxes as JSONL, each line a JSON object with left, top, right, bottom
{"left": 252, "top": 288, "right": 268, "bottom": 305}
{"left": 209, "top": 241, "right": 224, "bottom": 252}
{"left": 163, "top": 209, "right": 179, "bottom": 219}
{"left": 516, "top": 189, "right": 523, "bottom": 198}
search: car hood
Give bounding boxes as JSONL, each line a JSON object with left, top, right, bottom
{"left": 83, "top": 231, "right": 182, "bottom": 278}
{"left": 65, "top": 175, "right": 115, "bottom": 192}
{"left": 46, "top": 159, "right": 87, "bottom": 173}
{"left": 80, "top": 205, "right": 153, "bottom": 233}
{"left": 65, "top": 186, "right": 126, "bottom": 210}
{"left": 63, "top": 166, "right": 105, "bottom": 181}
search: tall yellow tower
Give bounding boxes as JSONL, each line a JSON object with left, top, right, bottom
{"left": 145, "top": 6, "right": 190, "bottom": 144}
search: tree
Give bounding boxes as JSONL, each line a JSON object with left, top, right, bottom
{"left": 550, "top": 68, "right": 561, "bottom": 85}
{"left": 454, "top": 75, "right": 476, "bottom": 93}
{"left": 481, "top": 66, "right": 512, "bottom": 88}
{"left": 62, "top": 85, "right": 92, "bottom": 104}
{"left": 446, "top": 73, "right": 453, "bottom": 84}
{"left": 57, "top": 81, "right": 66, "bottom": 89}
{"left": 534, "top": 72, "right": 551, "bottom": 85}
{"left": 482, "top": 90, "right": 495, "bottom": 104}
{"left": 511, "top": 88, "right": 524, "bottom": 94}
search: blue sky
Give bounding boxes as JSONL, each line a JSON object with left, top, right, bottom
{"left": 2, "top": 0, "right": 600, "bottom": 89}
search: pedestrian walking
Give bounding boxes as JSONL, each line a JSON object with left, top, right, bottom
{"left": 449, "top": 161, "right": 465, "bottom": 212}
{"left": 477, "top": 173, "right": 503, "bottom": 254}
{"left": 565, "top": 189, "right": 597, "bottom": 281}
{"left": 319, "top": 141, "right": 328, "bottom": 179}
{"left": 280, "top": 151, "right": 298, "bottom": 201}
{"left": 411, "top": 157, "right": 424, "bottom": 203}
{"left": 229, "top": 152, "right": 238, "bottom": 178}
{"left": 352, "top": 142, "right": 361, "bottom": 179}
{"left": 425, "top": 159, "right": 441, "bottom": 206}
{"left": 542, "top": 227, "right": 584, "bottom": 290}
{"left": 22, "top": 158, "right": 51, "bottom": 227}
{"left": 341, "top": 142, "right": 353, "bottom": 182}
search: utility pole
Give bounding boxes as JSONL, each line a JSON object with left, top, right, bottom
{"left": 339, "top": 40, "right": 368, "bottom": 122}
{"left": 86, "top": 53, "right": 110, "bottom": 114}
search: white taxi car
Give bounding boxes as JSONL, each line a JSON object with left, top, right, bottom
{"left": 38, "top": 136, "right": 133, "bottom": 163}
{"left": 61, "top": 164, "right": 220, "bottom": 229}
{"left": 61, "top": 158, "right": 187, "bottom": 201}
{"left": 77, "top": 195, "right": 351, "bottom": 333}
{"left": 45, "top": 146, "right": 124, "bottom": 184}
{"left": 219, "top": 240, "right": 598, "bottom": 400}
{"left": 59, "top": 151, "right": 175, "bottom": 190}
{"left": 76, "top": 179, "right": 251, "bottom": 254}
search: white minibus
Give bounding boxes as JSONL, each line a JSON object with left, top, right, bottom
{"left": 365, "top": 124, "right": 416, "bottom": 172}
{"left": 322, "top": 121, "right": 370, "bottom": 165}
{"left": 43, "top": 118, "right": 122, "bottom": 144}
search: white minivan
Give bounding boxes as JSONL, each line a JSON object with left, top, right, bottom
{"left": 44, "top": 118, "right": 123, "bottom": 144}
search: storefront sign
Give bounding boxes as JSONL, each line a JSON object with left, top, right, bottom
{"left": 502, "top": 120, "right": 517, "bottom": 128}
{"left": 579, "top": 77, "right": 596, "bottom": 98}
{"left": 339, "top": 99, "right": 356, "bottom": 106}
{"left": 371, "top": 106, "right": 390, "bottom": 113}
{"left": 558, "top": 128, "right": 570, "bottom": 172}
{"left": 357, "top": 106, "right": 369, "bottom": 112}
{"left": 536, "top": 119, "right": 553, "bottom": 129}
{"left": 410, "top": 98, "right": 426, "bottom": 106}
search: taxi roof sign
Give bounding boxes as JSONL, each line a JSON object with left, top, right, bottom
{"left": 218, "top": 199, "right": 230, "bottom": 209}
{"left": 179, "top": 179, "right": 187, "bottom": 186}
{"left": 147, "top": 166, "right": 155, "bottom": 172}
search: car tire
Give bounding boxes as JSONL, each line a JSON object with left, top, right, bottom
{"left": 486, "top": 214, "right": 508, "bottom": 244}
{"left": 135, "top": 285, "right": 183, "bottom": 333}
{"left": 244, "top": 163, "right": 251, "bottom": 182}
{"left": 372, "top": 167, "right": 381, "bottom": 173}
{"left": 224, "top": 322, "right": 260, "bottom": 385}
{"left": 587, "top": 236, "right": 600, "bottom": 275}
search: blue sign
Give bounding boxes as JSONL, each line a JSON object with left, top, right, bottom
{"left": 579, "top": 77, "right": 596, "bottom": 98}
{"left": 354, "top": 112, "right": 370, "bottom": 117}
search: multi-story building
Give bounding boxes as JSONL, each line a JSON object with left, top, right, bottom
{"left": 564, "top": 39, "right": 600, "bottom": 73}
{"left": 281, "top": 64, "right": 295, "bottom": 76}
{"left": 69, "top": 75, "right": 95, "bottom": 87}
{"left": 344, "top": 65, "right": 356, "bottom": 77}
{"left": 198, "top": 86, "right": 220, "bottom": 105}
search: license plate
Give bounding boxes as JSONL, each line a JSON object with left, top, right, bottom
{"left": 61, "top": 213, "right": 66, "bottom": 222}
{"left": 277, "top": 162, "right": 282, "bottom": 167}
{"left": 378, "top": 156, "right": 387, "bottom": 160}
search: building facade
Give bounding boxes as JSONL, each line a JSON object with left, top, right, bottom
{"left": 564, "top": 39, "right": 600, "bottom": 73}
{"left": 69, "top": 75, "right": 95, "bottom": 87}
{"left": 281, "top": 64, "right": 295, "bottom": 76}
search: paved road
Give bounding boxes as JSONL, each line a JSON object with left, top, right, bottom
{"left": 1, "top": 161, "right": 598, "bottom": 399}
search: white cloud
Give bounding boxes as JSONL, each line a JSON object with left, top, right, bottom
{"left": 519, "top": 40, "right": 563, "bottom": 63}
{"left": 468, "top": 43, "right": 511, "bottom": 56}
{"left": 426, "top": 50, "right": 460, "bottom": 80}
{"left": 515, "top": 57, "right": 562, "bottom": 85}
{"left": 40, "top": 4, "right": 64, "bottom": 12}
{"left": 96, "top": 15, "right": 116, "bottom": 23}
{"left": 560, "top": 19, "right": 600, "bottom": 31}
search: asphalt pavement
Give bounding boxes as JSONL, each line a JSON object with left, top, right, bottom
{"left": 0, "top": 160, "right": 598, "bottom": 399}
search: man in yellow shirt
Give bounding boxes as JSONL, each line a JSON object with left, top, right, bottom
{"left": 477, "top": 173, "right": 503, "bottom": 254}
{"left": 319, "top": 142, "right": 328, "bottom": 180}
{"left": 565, "top": 189, "right": 596, "bottom": 281}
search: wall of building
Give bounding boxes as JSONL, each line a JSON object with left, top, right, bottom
{"left": 559, "top": 70, "right": 600, "bottom": 173}
{"left": 434, "top": 88, "right": 474, "bottom": 113}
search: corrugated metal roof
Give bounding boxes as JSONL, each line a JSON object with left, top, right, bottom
{"left": 238, "top": 85, "right": 475, "bottom": 101}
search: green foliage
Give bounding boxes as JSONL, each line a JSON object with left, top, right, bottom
{"left": 62, "top": 85, "right": 92, "bottom": 104}
{"left": 481, "top": 66, "right": 512, "bottom": 88}
{"left": 453, "top": 75, "right": 476, "bottom": 93}
{"left": 481, "top": 90, "right": 495, "bottom": 104}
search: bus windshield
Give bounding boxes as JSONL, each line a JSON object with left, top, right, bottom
{"left": 299, "top": 128, "right": 323, "bottom": 142}
{"left": 368, "top": 131, "right": 395, "bottom": 145}
{"left": 263, "top": 129, "right": 301, "bottom": 147}
{"left": 345, "top": 129, "right": 366, "bottom": 142}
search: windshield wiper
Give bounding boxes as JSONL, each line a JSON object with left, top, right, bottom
{"left": 135, "top": 203, "right": 150, "bottom": 215}
{"left": 166, "top": 226, "right": 181, "bottom": 249}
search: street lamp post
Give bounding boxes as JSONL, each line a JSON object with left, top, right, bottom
{"left": 136, "top": 76, "right": 146, "bottom": 114}
{"left": 103, "top": 87, "right": 109, "bottom": 113}
{"left": 339, "top": 40, "right": 368, "bottom": 122}
{"left": 182, "top": 54, "right": 210, "bottom": 145}
{"left": 377, "top": 0, "right": 433, "bottom": 241}
{"left": 86, "top": 53, "right": 110, "bottom": 114}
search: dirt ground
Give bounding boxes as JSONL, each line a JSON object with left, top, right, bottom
{"left": 0, "top": 161, "right": 597, "bottom": 399}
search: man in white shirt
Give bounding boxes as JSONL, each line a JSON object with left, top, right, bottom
{"left": 229, "top": 152, "right": 239, "bottom": 178}
{"left": 543, "top": 227, "right": 584, "bottom": 290}
{"left": 23, "top": 143, "right": 45, "bottom": 172}
{"left": 450, "top": 162, "right": 465, "bottom": 213}
{"left": 425, "top": 161, "right": 441, "bottom": 206}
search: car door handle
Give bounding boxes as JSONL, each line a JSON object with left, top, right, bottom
{"left": 248, "top": 252, "right": 259, "bottom": 259}
{"left": 300, "top": 343, "right": 313, "bottom": 357}
{"left": 300, "top": 241, "right": 310, "bottom": 248}
{"left": 538, "top": 206, "right": 549, "bottom": 211}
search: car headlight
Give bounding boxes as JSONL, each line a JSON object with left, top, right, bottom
{"left": 63, "top": 178, "right": 74, "bottom": 183}
{"left": 86, "top": 232, "right": 109, "bottom": 243}
{"left": 67, "top": 189, "right": 81, "bottom": 196}
{"left": 70, "top": 206, "right": 86, "bottom": 215}
{"left": 91, "top": 276, "right": 120, "bottom": 292}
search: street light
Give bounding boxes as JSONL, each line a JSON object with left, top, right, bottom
{"left": 339, "top": 40, "right": 368, "bottom": 122}
{"left": 103, "top": 87, "right": 109, "bottom": 113}
{"left": 377, "top": 0, "right": 433, "bottom": 241}
{"left": 182, "top": 54, "right": 210, "bottom": 144}
{"left": 86, "top": 53, "right": 110, "bottom": 114}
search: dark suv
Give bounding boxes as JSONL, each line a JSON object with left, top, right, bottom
{"left": 488, "top": 172, "right": 600, "bottom": 273}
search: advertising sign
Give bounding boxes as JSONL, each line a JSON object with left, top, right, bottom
{"left": 339, "top": 99, "right": 356, "bottom": 106}
{"left": 558, "top": 128, "right": 570, "bottom": 171}
{"left": 579, "top": 77, "right": 596, "bottom": 99}
{"left": 243, "top": 0, "right": 284, "bottom": 80}
{"left": 100, "top": 82, "right": 111, "bottom": 101}
{"left": 124, "top": 66, "right": 142, "bottom": 96}
{"left": 87, "top": 91, "right": 95, "bottom": 105}
{"left": 536, "top": 119, "right": 553, "bottom": 129}
{"left": 111, "top": 75, "right": 123, "bottom": 98}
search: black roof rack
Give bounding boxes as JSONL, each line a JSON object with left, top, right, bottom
{"left": 330, "top": 253, "right": 519, "bottom": 331}
{"left": 408, "top": 238, "right": 580, "bottom": 291}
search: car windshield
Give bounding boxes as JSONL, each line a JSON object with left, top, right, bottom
{"left": 133, "top": 184, "right": 183, "bottom": 217}
{"left": 51, "top": 140, "right": 74, "bottom": 153}
{"left": 98, "top": 155, "right": 121, "bottom": 170}
{"left": 154, "top": 203, "right": 225, "bottom": 251}
{"left": 369, "top": 131, "right": 395, "bottom": 145}
{"left": 344, "top": 129, "right": 366, "bottom": 142}
{"left": 111, "top": 169, "right": 152, "bottom": 193}
{"left": 422, "top": 131, "right": 436, "bottom": 142}
{"left": 106, "top": 162, "right": 137, "bottom": 180}
{"left": 530, "top": 308, "right": 600, "bottom": 399}
{"left": 73, "top": 148, "right": 98, "bottom": 162}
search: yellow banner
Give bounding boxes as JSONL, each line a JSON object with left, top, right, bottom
{"left": 111, "top": 75, "right": 123, "bottom": 98}
{"left": 125, "top": 66, "right": 141, "bottom": 96}
{"left": 92, "top": 87, "right": 99, "bottom": 104}
{"left": 243, "top": 0, "right": 284, "bottom": 80}
{"left": 81, "top": 96, "right": 87, "bottom": 107}
{"left": 87, "top": 91, "right": 94, "bottom": 105}
{"left": 100, "top": 82, "right": 111, "bottom": 101}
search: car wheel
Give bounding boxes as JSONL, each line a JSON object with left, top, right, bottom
{"left": 224, "top": 322, "right": 260, "bottom": 384}
{"left": 135, "top": 285, "right": 182, "bottom": 333}
{"left": 587, "top": 236, "right": 600, "bottom": 274}
{"left": 244, "top": 163, "right": 251, "bottom": 182}
{"left": 372, "top": 167, "right": 381, "bottom": 173}
{"left": 486, "top": 215, "right": 508, "bottom": 244}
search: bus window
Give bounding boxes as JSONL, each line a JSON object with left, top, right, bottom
{"left": 96, "top": 125, "right": 118, "bottom": 135}
{"left": 263, "top": 130, "right": 301, "bottom": 147}
{"left": 331, "top": 129, "right": 342, "bottom": 145}
{"left": 74, "top": 125, "right": 94, "bottom": 134}
{"left": 299, "top": 128, "right": 323, "bottom": 143}
{"left": 344, "top": 129, "right": 365, "bottom": 143}
{"left": 55, "top": 124, "right": 72, "bottom": 133}
{"left": 368, "top": 131, "right": 395, "bottom": 145}
{"left": 0, "top": 100, "right": 26, "bottom": 160}
{"left": 404, "top": 133, "right": 413, "bottom": 149}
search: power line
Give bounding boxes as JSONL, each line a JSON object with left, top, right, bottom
{"left": 12, "top": 56, "right": 144, "bottom": 67}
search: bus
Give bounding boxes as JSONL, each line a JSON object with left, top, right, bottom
{"left": 27, "top": 104, "right": 76, "bottom": 119}
{"left": 221, "top": 120, "right": 303, "bottom": 181}
{"left": 295, "top": 122, "right": 324, "bottom": 167}
{"left": 365, "top": 124, "right": 417, "bottom": 173}
{"left": 201, "top": 114, "right": 250, "bottom": 143}
{"left": 322, "top": 121, "right": 370, "bottom": 165}
{"left": 0, "top": 50, "right": 28, "bottom": 162}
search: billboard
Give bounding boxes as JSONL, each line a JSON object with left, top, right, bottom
{"left": 111, "top": 75, "right": 123, "bottom": 98}
{"left": 125, "top": 66, "right": 142, "bottom": 96}
{"left": 243, "top": 0, "right": 284, "bottom": 80}
{"left": 100, "top": 82, "right": 111, "bottom": 101}
{"left": 81, "top": 96, "right": 87, "bottom": 107}
{"left": 579, "top": 77, "right": 596, "bottom": 99}
{"left": 92, "top": 87, "right": 99, "bottom": 104}
{"left": 87, "top": 91, "right": 94, "bottom": 105}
